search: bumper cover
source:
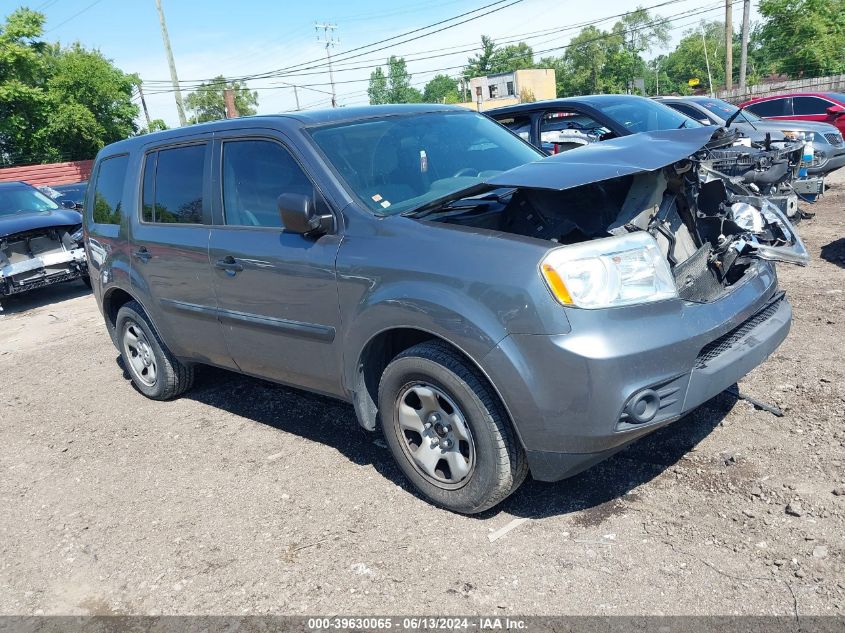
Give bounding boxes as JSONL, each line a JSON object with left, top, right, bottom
{"left": 483, "top": 262, "right": 791, "bottom": 481}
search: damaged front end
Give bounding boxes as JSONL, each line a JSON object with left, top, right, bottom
{"left": 408, "top": 127, "right": 807, "bottom": 306}
{"left": 0, "top": 225, "right": 87, "bottom": 298}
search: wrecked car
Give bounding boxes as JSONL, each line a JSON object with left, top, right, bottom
{"left": 0, "top": 181, "right": 89, "bottom": 306}
{"left": 87, "top": 105, "right": 804, "bottom": 514}
{"left": 489, "top": 95, "right": 810, "bottom": 217}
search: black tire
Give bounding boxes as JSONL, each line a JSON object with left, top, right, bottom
{"left": 115, "top": 300, "right": 194, "bottom": 400}
{"left": 378, "top": 340, "right": 527, "bottom": 514}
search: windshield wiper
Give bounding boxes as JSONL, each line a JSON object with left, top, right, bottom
{"left": 403, "top": 188, "right": 514, "bottom": 220}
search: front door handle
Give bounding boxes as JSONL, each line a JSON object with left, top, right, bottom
{"left": 132, "top": 247, "right": 152, "bottom": 262}
{"left": 215, "top": 255, "right": 243, "bottom": 274}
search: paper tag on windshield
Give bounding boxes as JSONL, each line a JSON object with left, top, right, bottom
{"left": 371, "top": 194, "right": 383, "bottom": 202}
{"left": 380, "top": 200, "right": 391, "bottom": 209}
{"left": 419, "top": 150, "right": 428, "bottom": 173}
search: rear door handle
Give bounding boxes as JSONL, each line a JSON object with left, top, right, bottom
{"left": 132, "top": 247, "right": 152, "bottom": 262}
{"left": 215, "top": 255, "right": 243, "bottom": 274}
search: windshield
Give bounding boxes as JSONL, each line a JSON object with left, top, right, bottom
{"left": 598, "top": 96, "right": 704, "bottom": 133}
{"left": 0, "top": 185, "right": 60, "bottom": 217}
{"left": 309, "top": 111, "right": 542, "bottom": 214}
{"left": 699, "top": 98, "right": 762, "bottom": 123}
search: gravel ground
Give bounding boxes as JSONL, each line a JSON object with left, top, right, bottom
{"left": 1, "top": 173, "right": 843, "bottom": 617}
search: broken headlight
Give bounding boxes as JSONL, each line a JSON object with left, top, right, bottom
{"left": 730, "top": 202, "right": 765, "bottom": 233}
{"left": 70, "top": 226, "right": 83, "bottom": 244}
{"left": 540, "top": 232, "right": 677, "bottom": 309}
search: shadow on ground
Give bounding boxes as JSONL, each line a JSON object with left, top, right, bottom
{"left": 170, "top": 363, "right": 738, "bottom": 520}
{"left": 820, "top": 238, "right": 845, "bottom": 269}
{"left": 0, "top": 279, "right": 90, "bottom": 315}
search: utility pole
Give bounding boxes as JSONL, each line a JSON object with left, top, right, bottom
{"left": 315, "top": 22, "right": 339, "bottom": 108}
{"left": 293, "top": 85, "right": 301, "bottom": 111}
{"left": 224, "top": 89, "right": 238, "bottom": 118}
{"left": 655, "top": 60, "right": 660, "bottom": 96}
{"left": 701, "top": 27, "right": 714, "bottom": 98}
{"left": 137, "top": 82, "right": 153, "bottom": 128}
{"left": 725, "top": 0, "right": 733, "bottom": 91}
{"left": 738, "top": 0, "right": 751, "bottom": 96}
{"left": 154, "top": 0, "right": 187, "bottom": 126}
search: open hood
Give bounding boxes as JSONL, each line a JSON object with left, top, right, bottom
{"left": 484, "top": 126, "right": 718, "bottom": 192}
{"left": 0, "top": 209, "right": 82, "bottom": 240}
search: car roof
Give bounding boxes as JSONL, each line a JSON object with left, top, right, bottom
{"left": 99, "top": 104, "right": 468, "bottom": 156}
{"left": 0, "top": 181, "right": 34, "bottom": 189}
{"left": 741, "top": 92, "right": 845, "bottom": 104}
{"left": 488, "top": 94, "right": 653, "bottom": 116}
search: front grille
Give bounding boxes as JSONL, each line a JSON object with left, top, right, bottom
{"left": 695, "top": 295, "right": 784, "bottom": 368}
{"left": 824, "top": 132, "right": 843, "bottom": 146}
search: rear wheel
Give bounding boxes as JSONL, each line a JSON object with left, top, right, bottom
{"left": 116, "top": 300, "right": 194, "bottom": 400}
{"left": 378, "top": 341, "right": 527, "bottom": 514}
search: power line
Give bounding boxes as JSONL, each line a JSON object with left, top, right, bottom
{"left": 44, "top": 0, "right": 104, "bottom": 33}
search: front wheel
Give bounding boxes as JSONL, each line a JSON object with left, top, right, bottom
{"left": 378, "top": 341, "right": 527, "bottom": 514}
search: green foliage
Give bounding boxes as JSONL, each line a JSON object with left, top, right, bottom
{"left": 184, "top": 75, "right": 258, "bottom": 122}
{"left": 753, "top": 0, "right": 845, "bottom": 78}
{"left": 659, "top": 21, "right": 727, "bottom": 95}
{"left": 0, "top": 7, "right": 138, "bottom": 166}
{"left": 138, "top": 118, "right": 168, "bottom": 135}
{"left": 422, "top": 74, "right": 459, "bottom": 104}
{"left": 464, "top": 36, "right": 535, "bottom": 79}
{"left": 367, "top": 56, "right": 423, "bottom": 104}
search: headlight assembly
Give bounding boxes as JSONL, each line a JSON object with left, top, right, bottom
{"left": 730, "top": 202, "right": 765, "bottom": 233}
{"left": 540, "top": 232, "right": 677, "bottom": 309}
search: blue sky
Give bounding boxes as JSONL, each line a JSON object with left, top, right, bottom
{"left": 25, "top": 0, "right": 761, "bottom": 127}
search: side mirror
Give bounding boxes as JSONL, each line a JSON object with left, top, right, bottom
{"left": 277, "top": 193, "right": 332, "bottom": 235}
{"left": 826, "top": 105, "right": 845, "bottom": 117}
{"left": 59, "top": 198, "right": 76, "bottom": 209}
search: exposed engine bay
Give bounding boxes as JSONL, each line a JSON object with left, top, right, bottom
{"left": 417, "top": 151, "right": 808, "bottom": 304}
{"left": 0, "top": 225, "right": 87, "bottom": 298}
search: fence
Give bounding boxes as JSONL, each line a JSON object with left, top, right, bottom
{"left": 716, "top": 74, "right": 845, "bottom": 103}
{"left": 0, "top": 159, "right": 93, "bottom": 186}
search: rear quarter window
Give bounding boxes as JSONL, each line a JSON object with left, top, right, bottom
{"left": 91, "top": 154, "right": 129, "bottom": 225}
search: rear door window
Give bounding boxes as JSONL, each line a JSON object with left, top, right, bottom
{"left": 671, "top": 103, "right": 712, "bottom": 123}
{"left": 745, "top": 98, "right": 788, "bottom": 117}
{"left": 793, "top": 96, "right": 833, "bottom": 115}
{"left": 142, "top": 144, "right": 206, "bottom": 224}
{"left": 91, "top": 155, "right": 128, "bottom": 225}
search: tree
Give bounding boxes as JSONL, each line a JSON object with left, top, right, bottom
{"left": 185, "top": 75, "right": 258, "bottom": 122}
{"left": 753, "top": 0, "right": 845, "bottom": 78}
{"left": 661, "top": 21, "right": 727, "bottom": 95}
{"left": 464, "top": 35, "right": 497, "bottom": 79}
{"left": 0, "top": 7, "right": 139, "bottom": 165}
{"left": 464, "top": 36, "right": 535, "bottom": 79}
{"left": 367, "top": 56, "right": 422, "bottom": 104}
{"left": 422, "top": 74, "right": 459, "bottom": 103}
{"left": 138, "top": 118, "right": 168, "bottom": 135}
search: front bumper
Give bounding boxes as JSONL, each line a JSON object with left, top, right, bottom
{"left": 483, "top": 262, "right": 791, "bottom": 481}
{"left": 0, "top": 247, "right": 88, "bottom": 296}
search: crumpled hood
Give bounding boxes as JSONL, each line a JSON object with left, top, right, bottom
{"left": 485, "top": 126, "right": 718, "bottom": 191}
{"left": 0, "top": 209, "right": 82, "bottom": 240}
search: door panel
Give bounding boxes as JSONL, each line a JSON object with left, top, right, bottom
{"left": 130, "top": 140, "right": 234, "bottom": 368}
{"left": 208, "top": 136, "right": 343, "bottom": 396}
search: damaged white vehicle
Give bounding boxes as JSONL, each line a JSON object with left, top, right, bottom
{"left": 0, "top": 181, "right": 89, "bottom": 307}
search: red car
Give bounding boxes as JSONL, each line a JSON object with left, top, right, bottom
{"left": 739, "top": 92, "right": 845, "bottom": 135}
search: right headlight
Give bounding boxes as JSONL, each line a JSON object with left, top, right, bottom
{"left": 540, "top": 232, "right": 677, "bottom": 309}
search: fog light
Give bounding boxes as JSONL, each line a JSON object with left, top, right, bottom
{"left": 623, "top": 389, "right": 660, "bottom": 424}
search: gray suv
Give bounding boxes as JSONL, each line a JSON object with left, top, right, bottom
{"left": 85, "top": 105, "right": 805, "bottom": 513}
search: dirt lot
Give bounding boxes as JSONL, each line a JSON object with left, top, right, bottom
{"left": 1, "top": 175, "right": 844, "bottom": 618}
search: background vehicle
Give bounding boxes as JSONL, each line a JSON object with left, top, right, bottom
{"left": 87, "top": 106, "right": 800, "bottom": 514}
{"left": 489, "top": 94, "right": 705, "bottom": 154}
{"left": 739, "top": 92, "right": 845, "bottom": 136}
{"left": 0, "top": 181, "right": 88, "bottom": 302}
{"left": 490, "top": 95, "right": 808, "bottom": 218}
{"left": 655, "top": 96, "right": 845, "bottom": 177}
{"left": 49, "top": 181, "right": 87, "bottom": 209}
